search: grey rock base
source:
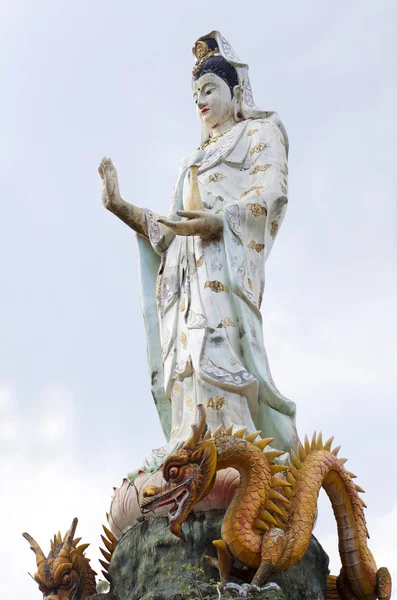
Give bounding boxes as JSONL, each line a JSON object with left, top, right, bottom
{"left": 108, "top": 511, "right": 330, "bottom": 600}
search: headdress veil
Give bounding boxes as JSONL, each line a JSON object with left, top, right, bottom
{"left": 192, "top": 30, "right": 288, "bottom": 152}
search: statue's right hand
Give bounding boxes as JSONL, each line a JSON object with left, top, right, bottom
{"left": 98, "top": 157, "right": 121, "bottom": 209}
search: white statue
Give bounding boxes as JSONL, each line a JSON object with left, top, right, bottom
{"left": 99, "top": 31, "right": 298, "bottom": 462}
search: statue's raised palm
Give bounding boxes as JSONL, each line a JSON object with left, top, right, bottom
{"left": 99, "top": 156, "right": 120, "bottom": 209}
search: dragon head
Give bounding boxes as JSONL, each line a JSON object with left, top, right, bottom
{"left": 141, "top": 405, "right": 217, "bottom": 541}
{"left": 23, "top": 517, "right": 90, "bottom": 600}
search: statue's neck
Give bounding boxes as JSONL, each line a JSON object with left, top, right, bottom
{"left": 209, "top": 116, "right": 236, "bottom": 139}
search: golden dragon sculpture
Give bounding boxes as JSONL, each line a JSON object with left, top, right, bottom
{"left": 23, "top": 516, "right": 117, "bottom": 600}
{"left": 141, "top": 405, "right": 392, "bottom": 600}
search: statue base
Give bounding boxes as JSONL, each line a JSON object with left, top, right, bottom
{"left": 108, "top": 511, "right": 329, "bottom": 600}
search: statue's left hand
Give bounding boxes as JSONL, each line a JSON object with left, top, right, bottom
{"left": 158, "top": 210, "right": 222, "bottom": 240}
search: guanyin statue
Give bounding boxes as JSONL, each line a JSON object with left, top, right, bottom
{"left": 99, "top": 31, "right": 298, "bottom": 464}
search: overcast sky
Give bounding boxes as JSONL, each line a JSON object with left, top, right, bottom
{"left": 1, "top": 1, "right": 396, "bottom": 598}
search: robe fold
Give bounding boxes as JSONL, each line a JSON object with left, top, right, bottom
{"left": 137, "top": 115, "right": 298, "bottom": 453}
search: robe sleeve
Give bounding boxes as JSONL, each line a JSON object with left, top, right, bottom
{"left": 222, "top": 119, "right": 288, "bottom": 310}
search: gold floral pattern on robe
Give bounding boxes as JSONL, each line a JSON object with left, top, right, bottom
{"left": 245, "top": 202, "right": 267, "bottom": 216}
{"left": 248, "top": 278, "right": 253, "bottom": 291}
{"left": 248, "top": 240, "right": 265, "bottom": 253}
{"left": 250, "top": 164, "right": 271, "bottom": 176}
{"left": 180, "top": 298, "right": 185, "bottom": 312}
{"left": 241, "top": 186, "right": 263, "bottom": 199}
{"left": 204, "top": 280, "right": 229, "bottom": 293}
{"left": 173, "top": 383, "right": 181, "bottom": 394}
{"left": 196, "top": 255, "right": 204, "bottom": 267}
{"left": 270, "top": 221, "right": 279, "bottom": 238}
{"left": 204, "top": 396, "right": 228, "bottom": 411}
{"left": 222, "top": 316, "right": 236, "bottom": 327}
{"left": 247, "top": 128, "right": 258, "bottom": 136}
{"left": 180, "top": 331, "right": 187, "bottom": 349}
{"left": 250, "top": 142, "right": 268, "bottom": 156}
{"left": 206, "top": 172, "right": 225, "bottom": 185}
{"left": 185, "top": 397, "right": 193, "bottom": 411}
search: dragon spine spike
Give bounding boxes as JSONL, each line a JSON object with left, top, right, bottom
{"left": 102, "top": 525, "right": 117, "bottom": 545}
{"left": 274, "top": 516, "right": 286, "bottom": 529}
{"left": 245, "top": 430, "right": 262, "bottom": 443}
{"left": 265, "top": 448, "right": 284, "bottom": 461}
{"left": 74, "top": 537, "right": 82, "bottom": 546}
{"left": 323, "top": 436, "right": 334, "bottom": 451}
{"left": 271, "top": 476, "right": 292, "bottom": 488}
{"left": 255, "top": 438, "right": 276, "bottom": 450}
{"left": 287, "top": 461, "right": 299, "bottom": 478}
{"left": 223, "top": 425, "right": 234, "bottom": 436}
{"left": 233, "top": 427, "right": 248, "bottom": 438}
{"left": 339, "top": 457, "right": 348, "bottom": 465}
{"left": 310, "top": 431, "right": 317, "bottom": 450}
{"left": 100, "top": 548, "right": 112, "bottom": 562}
{"left": 331, "top": 445, "right": 341, "bottom": 456}
{"left": 316, "top": 431, "right": 323, "bottom": 448}
{"left": 101, "top": 570, "right": 111, "bottom": 583}
{"left": 290, "top": 449, "right": 302, "bottom": 469}
{"left": 271, "top": 464, "right": 289, "bottom": 475}
{"left": 298, "top": 441, "right": 306, "bottom": 461}
{"left": 360, "top": 498, "right": 368, "bottom": 509}
{"left": 265, "top": 499, "right": 286, "bottom": 517}
{"left": 258, "top": 509, "right": 278, "bottom": 527}
{"left": 60, "top": 518, "right": 78, "bottom": 556}
{"left": 286, "top": 471, "right": 295, "bottom": 485}
{"left": 213, "top": 425, "right": 223, "bottom": 437}
{"left": 183, "top": 404, "right": 206, "bottom": 449}
{"left": 283, "top": 486, "right": 293, "bottom": 499}
{"left": 99, "top": 559, "right": 109, "bottom": 571}
{"left": 22, "top": 532, "right": 46, "bottom": 565}
{"left": 304, "top": 435, "right": 311, "bottom": 455}
{"left": 355, "top": 484, "right": 365, "bottom": 494}
{"left": 253, "top": 518, "right": 269, "bottom": 532}
{"left": 347, "top": 471, "right": 357, "bottom": 479}
{"left": 76, "top": 543, "right": 90, "bottom": 553}
{"left": 269, "top": 489, "right": 290, "bottom": 506}
{"left": 101, "top": 534, "right": 114, "bottom": 553}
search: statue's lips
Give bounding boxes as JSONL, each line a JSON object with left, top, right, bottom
{"left": 140, "top": 479, "right": 192, "bottom": 521}
{"left": 201, "top": 108, "right": 210, "bottom": 115}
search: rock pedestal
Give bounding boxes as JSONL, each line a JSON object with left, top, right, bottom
{"left": 108, "top": 511, "right": 329, "bottom": 600}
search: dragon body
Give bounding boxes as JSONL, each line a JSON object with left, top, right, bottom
{"left": 142, "top": 405, "right": 392, "bottom": 600}
{"left": 23, "top": 517, "right": 117, "bottom": 600}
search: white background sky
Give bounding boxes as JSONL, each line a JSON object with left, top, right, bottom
{"left": 1, "top": 1, "right": 396, "bottom": 598}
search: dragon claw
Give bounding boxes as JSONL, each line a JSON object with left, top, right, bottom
{"left": 223, "top": 582, "right": 282, "bottom": 597}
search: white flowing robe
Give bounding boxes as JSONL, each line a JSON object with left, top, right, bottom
{"left": 137, "top": 116, "right": 298, "bottom": 454}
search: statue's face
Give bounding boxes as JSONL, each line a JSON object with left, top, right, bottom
{"left": 193, "top": 73, "right": 237, "bottom": 129}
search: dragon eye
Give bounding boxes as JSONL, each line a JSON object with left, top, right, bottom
{"left": 61, "top": 574, "right": 71, "bottom": 586}
{"left": 169, "top": 467, "right": 179, "bottom": 479}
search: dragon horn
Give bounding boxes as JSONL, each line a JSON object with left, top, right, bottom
{"left": 22, "top": 532, "right": 46, "bottom": 566}
{"left": 59, "top": 518, "right": 78, "bottom": 556}
{"left": 183, "top": 404, "right": 206, "bottom": 450}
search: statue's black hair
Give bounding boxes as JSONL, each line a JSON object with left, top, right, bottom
{"left": 193, "top": 42, "right": 239, "bottom": 98}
